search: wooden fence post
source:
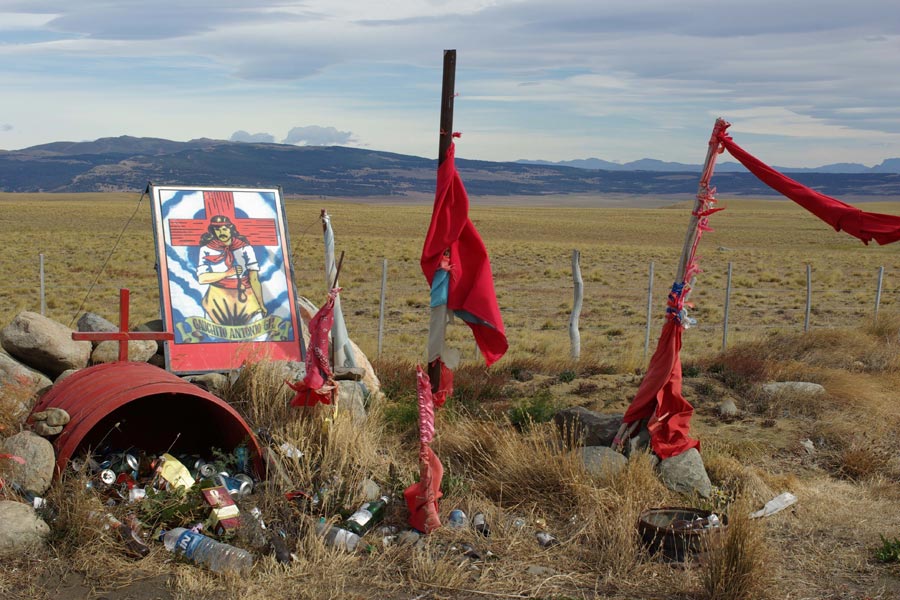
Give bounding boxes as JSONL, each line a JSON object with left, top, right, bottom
{"left": 804, "top": 264, "right": 812, "bottom": 332}
{"left": 39, "top": 253, "right": 46, "bottom": 316}
{"left": 569, "top": 249, "right": 582, "bottom": 360}
{"left": 378, "top": 258, "right": 388, "bottom": 358}
{"left": 722, "top": 261, "right": 733, "bottom": 352}
{"left": 644, "top": 261, "right": 654, "bottom": 360}
{"left": 874, "top": 266, "right": 885, "bottom": 323}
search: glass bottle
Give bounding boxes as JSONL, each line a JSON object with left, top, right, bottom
{"left": 341, "top": 495, "right": 389, "bottom": 536}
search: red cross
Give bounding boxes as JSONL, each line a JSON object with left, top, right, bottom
{"left": 72, "top": 289, "right": 175, "bottom": 362}
{"left": 167, "top": 191, "right": 279, "bottom": 246}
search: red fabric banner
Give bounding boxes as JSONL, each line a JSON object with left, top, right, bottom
{"left": 622, "top": 316, "right": 700, "bottom": 460}
{"left": 287, "top": 288, "right": 339, "bottom": 407}
{"left": 403, "top": 366, "right": 443, "bottom": 533}
{"left": 421, "top": 143, "right": 508, "bottom": 367}
{"left": 717, "top": 129, "right": 900, "bottom": 245}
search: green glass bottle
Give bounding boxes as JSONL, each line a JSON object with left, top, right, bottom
{"left": 341, "top": 496, "right": 389, "bottom": 536}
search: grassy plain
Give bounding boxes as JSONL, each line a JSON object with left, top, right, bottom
{"left": 1, "top": 192, "right": 900, "bottom": 599}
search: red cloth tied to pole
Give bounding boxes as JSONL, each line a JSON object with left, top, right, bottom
{"left": 623, "top": 289, "right": 700, "bottom": 459}
{"left": 421, "top": 143, "right": 508, "bottom": 367}
{"left": 287, "top": 288, "right": 339, "bottom": 407}
{"left": 717, "top": 127, "right": 900, "bottom": 245}
{"left": 403, "top": 365, "right": 443, "bottom": 533}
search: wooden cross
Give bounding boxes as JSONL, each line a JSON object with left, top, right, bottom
{"left": 72, "top": 289, "right": 174, "bottom": 362}
{"left": 167, "top": 190, "right": 279, "bottom": 246}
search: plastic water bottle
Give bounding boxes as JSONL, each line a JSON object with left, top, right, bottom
{"left": 315, "top": 519, "right": 361, "bottom": 551}
{"left": 162, "top": 527, "right": 253, "bottom": 574}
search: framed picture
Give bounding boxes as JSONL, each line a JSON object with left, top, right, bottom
{"left": 150, "top": 185, "right": 305, "bottom": 373}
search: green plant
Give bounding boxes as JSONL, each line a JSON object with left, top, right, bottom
{"left": 508, "top": 389, "right": 558, "bottom": 430}
{"left": 874, "top": 535, "right": 900, "bottom": 563}
{"left": 558, "top": 370, "right": 576, "bottom": 383}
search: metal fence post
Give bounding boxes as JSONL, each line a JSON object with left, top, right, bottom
{"left": 39, "top": 253, "right": 46, "bottom": 316}
{"left": 804, "top": 264, "right": 812, "bottom": 332}
{"left": 644, "top": 261, "right": 655, "bottom": 360}
{"left": 569, "top": 249, "right": 583, "bottom": 360}
{"left": 874, "top": 265, "right": 885, "bottom": 323}
{"left": 722, "top": 261, "right": 733, "bottom": 352}
{"left": 377, "top": 258, "right": 387, "bottom": 358}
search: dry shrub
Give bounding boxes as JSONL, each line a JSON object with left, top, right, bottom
{"left": 699, "top": 498, "right": 770, "bottom": 600}
{"left": 224, "top": 358, "right": 296, "bottom": 427}
{"left": 0, "top": 374, "right": 40, "bottom": 435}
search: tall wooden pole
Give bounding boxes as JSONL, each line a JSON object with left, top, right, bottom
{"left": 428, "top": 49, "right": 456, "bottom": 392}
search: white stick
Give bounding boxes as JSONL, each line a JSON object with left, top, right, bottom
{"left": 569, "top": 249, "right": 582, "bottom": 360}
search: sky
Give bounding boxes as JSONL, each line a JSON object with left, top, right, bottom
{"left": 1, "top": 1, "right": 899, "bottom": 167}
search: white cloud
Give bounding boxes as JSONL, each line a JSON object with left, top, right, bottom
{"left": 230, "top": 130, "right": 276, "bottom": 143}
{"left": 283, "top": 126, "right": 356, "bottom": 146}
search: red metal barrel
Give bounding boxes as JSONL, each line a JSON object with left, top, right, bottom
{"left": 31, "top": 362, "right": 264, "bottom": 478}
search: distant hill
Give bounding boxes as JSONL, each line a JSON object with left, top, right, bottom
{"left": 3, "top": 136, "right": 900, "bottom": 197}
{"left": 518, "top": 156, "right": 900, "bottom": 175}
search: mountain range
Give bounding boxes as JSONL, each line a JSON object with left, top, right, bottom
{"left": 2, "top": 136, "right": 900, "bottom": 198}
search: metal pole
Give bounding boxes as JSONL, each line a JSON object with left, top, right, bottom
{"left": 722, "top": 262, "right": 733, "bottom": 351}
{"left": 378, "top": 258, "right": 387, "bottom": 358}
{"left": 569, "top": 249, "right": 583, "bottom": 360}
{"left": 804, "top": 264, "right": 812, "bottom": 332}
{"left": 39, "top": 253, "right": 46, "bottom": 316}
{"left": 874, "top": 266, "right": 885, "bottom": 322}
{"left": 644, "top": 261, "right": 654, "bottom": 360}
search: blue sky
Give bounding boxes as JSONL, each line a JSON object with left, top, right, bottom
{"left": 1, "top": 0, "right": 899, "bottom": 167}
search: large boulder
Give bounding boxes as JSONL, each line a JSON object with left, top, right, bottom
{"left": 76, "top": 312, "right": 117, "bottom": 337}
{"left": 336, "top": 381, "right": 367, "bottom": 426}
{"left": 0, "top": 431, "right": 56, "bottom": 495}
{"left": 580, "top": 446, "right": 627, "bottom": 478}
{"left": 762, "top": 381, "right": 825, "bottom": 397}
{"left": 658, "top": 448, "right": 712, "bottom": 499}
{"left": 553, "top": 406, "right": 623, "bottom": 447}
{"left": 0, "top": 501, "right": 50, "bottom": 554}
{"left": 1, "top": 312, "right": 91, "bottom": 378}
{"left": 0, "top": 352, "right": 52, "bottom": 425}
{"left": 91, "top": 339, "right": 158, "bottom": 364}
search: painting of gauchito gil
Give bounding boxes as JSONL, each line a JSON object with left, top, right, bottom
{"left": 150, "top": 186, "right": 304, "bottom": 373}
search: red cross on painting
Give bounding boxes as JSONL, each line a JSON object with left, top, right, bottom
{"left": 72, "top": 289, "right": 174, "bottom": 362}
{"left": 168, "top": 191, "right": 279, "bottom": 246}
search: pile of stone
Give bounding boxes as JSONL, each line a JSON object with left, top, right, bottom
{"left": 553, "top": 406, "right": 713, "bottom": 498}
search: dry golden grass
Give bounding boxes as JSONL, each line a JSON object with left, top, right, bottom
{"left": 3, "top": 193, "right": 900, "bottom": 599}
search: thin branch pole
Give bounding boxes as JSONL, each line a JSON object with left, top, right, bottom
{"left": 569, "top": 249, "right": 582, "bottom": 360}
{"left": 804, "top": 264, "right": 812, "bottom": 332}
{"left": 644, "top": 261, "right": 654, "bottom": 360}
{"left": 427, "top": 49, "right": 456, "bottom": 392}
{"left": 378, "top": 258, "right": 388, "bottom": 358}
{"left": 722, "top": 262, "right": 733, "bottom": 352}
{"left": 39, "top": 253, "right": 46, "bottom": 316}
{"left": 874, "top": 266, "right": 885, "bottom": 323}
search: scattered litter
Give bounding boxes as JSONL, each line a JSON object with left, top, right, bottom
{"left": 750, "top": 492, "right": 797, "bottom": 519}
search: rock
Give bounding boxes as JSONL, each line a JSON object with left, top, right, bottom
{"left": 76, "top": 312, "right": 117, "bottom": 339}
{"left": 625, "top": 427, "right": 652, "bottom": 457}
{"left": 336, "top": 381, "right": 367, "bottom": 425}
{"left": 91, "top": 339, "right": 158, "bottom": 364}
{"left": 136, "top": 319, "right": 166, "bottom": 355}
{"left": 553, "top": 407, "right": 623, "bottom": 447}
{"left": 658, "top": 448, "right": 712, "bottom": 499}
{"left": 0, "top": 431, "right": 56, "bottom": 495}
{"left": 719, "top": 398, "right": 740, "bottom": 417}
{"left": 334, "top": 366, "right": 365, "bottom": 381}
{"left": 397, "top": 529, "right": 422, "bottom": 546}
{"left": 0, "top": 352, "right": 52, "bottom": 423}
{"left": 32, "top": 421, "right": 63, "bottom": 437}
{"left": 0, "top": 501, "right": 50, "bottom": 554}
{"left": 526, "top": 565, "right": 558, "bottom": 577}
{"left": 761, "top": 381, "right": 825, "bottom": 396}
{"left": 184, "top": 373, "right": 230, "bottom": 397}
{"left": 0, "top": 311, "right": 91, "bottom": 377}
{"left": 54, "top": 369, "right": 79, "bottom": 384}
{"left": 800, "top": 439, "right": 815, "bottom": 455}
{"left": 580, "top": 446, "right": 627, "bottom": 478}
{"left": 31, "top": 408, "right": 70, "bottom": 427}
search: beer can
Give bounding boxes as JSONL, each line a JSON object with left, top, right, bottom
{"left": 198, "top": 463, "right": 217, "bottom": 479}
{"left": 99, "top": 469, "right": 116, "bottom": 486}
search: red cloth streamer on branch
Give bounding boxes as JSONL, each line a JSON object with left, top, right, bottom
{"left": 421, "top": 143, "right": 508, "bottom": 366}
{"left": 717, "top": 126, "right": 900, "bottom": 245}
{"left": 287, "top": 288, "right": 340, "bottom": 407}
{"left": 620, "top": 119, "right": 730, "bottom": 460}
{"left": 403, "top": 365, "right": 443, "bottom": 533}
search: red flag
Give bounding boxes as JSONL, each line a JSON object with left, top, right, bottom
{"left": 403, "top": 365, "right": 443, "bottom": 533}
{"left": 717, "top": 128, "right": 900, "bottom": 245}
{"left": 287, "top": 289, "right": 339, "bottom": 407}
{"left": 622, "top": 287, "right": 700, "bottom": 460}
{"left": 421, "top": 143, "right": 508, "bottom": 366}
